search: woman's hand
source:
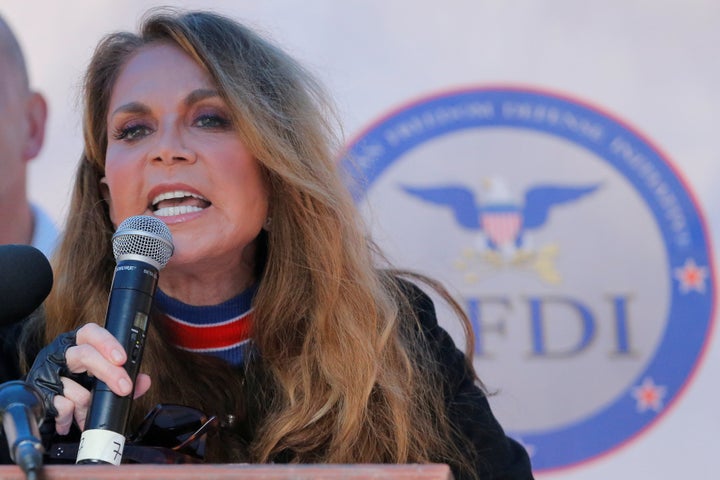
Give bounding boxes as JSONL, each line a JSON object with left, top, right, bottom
{"left": 55, "top": 323, "right": 152, "bottom": 434}
{"left": 26, "top": 323, "right": 152, "bottom": 435}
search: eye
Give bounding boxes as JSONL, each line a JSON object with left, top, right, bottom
{"left": 112, "top": 123, "right": 153, "bottom": 142}
{"left": 193, "top": 113, "right": 231, "bottom": 130}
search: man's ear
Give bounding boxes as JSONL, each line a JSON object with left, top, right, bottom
{"left": 99, "top": 177, "right": 116, "bottom": 226}
{"left": 22, "top": 92, "right": 47, "bottom": 161}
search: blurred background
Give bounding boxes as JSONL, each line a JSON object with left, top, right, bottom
{"left": 1, "top": 1, "right": 717, "bottom": 478}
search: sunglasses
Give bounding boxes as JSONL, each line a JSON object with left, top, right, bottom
{"left": 47, "top": 404, "right": 218, "bottom": 464}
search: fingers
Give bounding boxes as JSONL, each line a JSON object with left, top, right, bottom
{"left": 53, "top": 374, "right": 151, "bottom": 435}
{"left": 65, "top": 323, "right": 133, "bottom": 397}
{"left": 75, "top": 323, "right": 127, "bottom": 366}
{"left": 134, "top": 374, "right": 152, "bottom": 399}
{"left": 53, "top": 395, "right": 75, "bottom": 436}
{"left": 53, "top": 373, "right": 151, "bottom": 435}
{"left": 54, "top": 377, "right": 92, "bottom": 435}
{"left": 42, "top": 323, "right": 154, "bottom": 435}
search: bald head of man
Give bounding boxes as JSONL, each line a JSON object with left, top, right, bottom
{"left": 0, "top": 15, "right": 48, "bottom": 246}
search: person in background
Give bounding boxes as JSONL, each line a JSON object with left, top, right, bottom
{"left": 0, "top": 15, "right": 58, "bottom": 259}
{"left": 0, "top": 15, "right": 58, "bottom": 466}
{"left": 5, "top": 9, "right": 533, "bottom": 479}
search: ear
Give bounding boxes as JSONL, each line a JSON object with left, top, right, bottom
{"left": 99, "top": 177, "right": 117, "bottom": 226}
{"left": 21, "top": 92, "right": 48, "bottom": 161}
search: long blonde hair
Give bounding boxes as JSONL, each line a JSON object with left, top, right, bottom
{"left": 38, "top": 9, "right": 479, "bottom": 477}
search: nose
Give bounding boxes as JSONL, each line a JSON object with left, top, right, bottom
{"left": 149, "top": 124, "right": 197, "bottom": 165}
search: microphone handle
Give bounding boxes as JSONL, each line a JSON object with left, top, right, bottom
{"left": 76, "top": 260, "right": 157, "bottom": 465}
{"left": 0, "top": 381, "right": 45, "bottom": 475}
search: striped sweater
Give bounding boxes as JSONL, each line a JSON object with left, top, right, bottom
{"left": 154, "top": 285, "right": 256, "bottom": 366}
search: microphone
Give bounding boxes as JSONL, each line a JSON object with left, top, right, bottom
{"left": 0, "top": 245, "right": 53, "bottom": 325}
{"left": 0, "top": 381, "right": 45, "bottom": 479}
{"left": 76, "top": 216, "right": 173, "bottom": 465}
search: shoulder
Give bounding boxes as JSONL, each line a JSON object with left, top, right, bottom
{"left": 392, "top": 275, "right": 442, "bottom": 333}
{"left": 392, "top": 275, "right": 470, "bottom": 384}
{"left": 392, "top": 275, "right": 535, "bottom": 479}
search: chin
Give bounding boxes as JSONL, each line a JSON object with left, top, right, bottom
{"left": 163, "top": 240, "right": 218, "bottom": 268}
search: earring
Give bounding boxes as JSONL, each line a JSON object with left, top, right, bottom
{"left": 263, "top": 216, "right": 272, "bottom": 231}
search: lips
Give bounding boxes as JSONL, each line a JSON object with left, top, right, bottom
{"left": 151, "top": 190, "right": 211, "bottom": 217}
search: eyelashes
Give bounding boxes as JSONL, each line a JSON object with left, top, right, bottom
{"left": 193, "top": 114, "right": 231, "bottom": 129}
{"left": 110, "top": 113, "right": 232, "bottom": 143}
{"left": 112, "top": 123, "right": 152, "bottom": 141}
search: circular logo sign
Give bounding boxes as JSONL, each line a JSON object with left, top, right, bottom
{"left": 340, "top": 86, "right": 715, "bottom": 471}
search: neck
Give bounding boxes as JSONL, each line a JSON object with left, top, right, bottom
{"left": 157, "top": 238, "right": 259, "bottom": 305}
{"left": 159, "top": 261, "right": 255, "bottom": 306}
{"left": 0, "top": 198, "right": 33, "bottom": 245}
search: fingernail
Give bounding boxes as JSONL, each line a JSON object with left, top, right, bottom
{"left": 111, "top": 349, "right": 124, "bottom": 363}
{"left": 119, "top": 378, "right": 132, "bottom": 395}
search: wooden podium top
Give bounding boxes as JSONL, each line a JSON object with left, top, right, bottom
{"left": 0, "top": 463, "right": 454, "bottom": 480}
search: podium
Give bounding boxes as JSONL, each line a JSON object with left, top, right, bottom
{"left": 0, "top": 463, "right": 454, "bottom": 479}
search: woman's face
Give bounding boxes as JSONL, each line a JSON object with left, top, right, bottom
{"left": 102, "top": 43, "right": 269, "bottom": 285}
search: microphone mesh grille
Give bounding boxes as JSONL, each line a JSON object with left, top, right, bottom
{"left": 112, "top": 216, "right": 174, "bottom": 269}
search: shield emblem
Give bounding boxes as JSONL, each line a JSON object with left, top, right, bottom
{"left": 480, "top": 206, "right": 521, "bottom": 247}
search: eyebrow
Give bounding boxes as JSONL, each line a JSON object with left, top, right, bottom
{"left": 184, "top": 88, "right": 221, "bottom": 106}
{"left": 109, "top": 89, "right": 222, "bottom": 118}
{"left": 110, "top": 101, "right": 151, "bottom": 118}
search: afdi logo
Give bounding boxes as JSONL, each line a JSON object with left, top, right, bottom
{"left": 341, "top": 87, "right": 715, "bottom": 471}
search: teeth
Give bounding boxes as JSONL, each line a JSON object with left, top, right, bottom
{"left": 154, "top": 205, "right": 204, "bottom": 217}
{"left": 151, "top": 190, "right": 208, "bottom": 207}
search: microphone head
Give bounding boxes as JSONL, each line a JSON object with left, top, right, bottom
{"left": 0, "top": 380, "right": 45, "bottom": 422}
{"left": 0, "top": 245, "right": 53, "bottom": 326}
{"left": 112, "top": 216, "right": 174, "bottom": 270}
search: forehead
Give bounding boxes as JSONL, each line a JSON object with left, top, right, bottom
{"left": 109, "top": 43, "right": 214, "bottom": 108}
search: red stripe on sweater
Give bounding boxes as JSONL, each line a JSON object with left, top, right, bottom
{"left": 160, "top": 312, "right": 253, "bottom": 350}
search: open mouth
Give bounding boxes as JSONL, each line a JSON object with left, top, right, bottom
{"left": 151, "top": 190, "right": 211, "bottom": 217}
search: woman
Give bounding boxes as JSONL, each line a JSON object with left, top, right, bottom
{"left": 13, "top": 9, "right": 533, "bottom": 479}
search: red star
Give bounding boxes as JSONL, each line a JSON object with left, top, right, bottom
{"left": 673, "top": 258, "right": 709, "bottom": 293}
{"left": 631, "top": 377, "right": 667, "bottom": 413}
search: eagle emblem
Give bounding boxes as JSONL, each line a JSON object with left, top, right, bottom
{"left": 402, "top": 178, "right": 600, "bottom": 283}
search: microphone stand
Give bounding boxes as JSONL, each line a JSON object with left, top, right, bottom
{"left": 0, "top": 381, "right": 45, "bottom": 480}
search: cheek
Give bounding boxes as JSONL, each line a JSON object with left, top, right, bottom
{"left": 104, "top": 148, "right": 140, "bottom": 193}
{"left": 102, "top": 159, "right": 137, "bottom": 223}
{"left": 101, "top": 176, "right": 120, "bottom": 227}
{"left": 236, "top": 168, "right": 270, "bottom": 219}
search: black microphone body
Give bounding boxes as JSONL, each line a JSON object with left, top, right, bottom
{"left": 82, "top": 260, "right": 157, "bottom": 436}
{"left": 76, "top": 216, "right": 173, "bottom": 465}
{"left": 0, "top": 381, "right": 45, "bottom": 476}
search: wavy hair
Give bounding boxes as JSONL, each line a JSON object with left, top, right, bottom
{"left": 36, "top": 8, "right": 479, "bottom": 478}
